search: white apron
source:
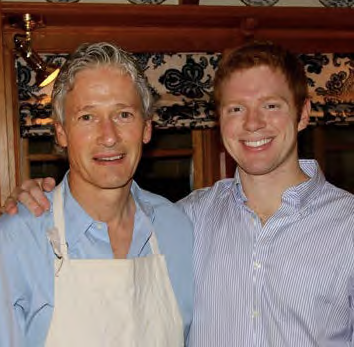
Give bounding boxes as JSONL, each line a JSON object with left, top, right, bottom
{"left": 45, "top": 185, "right": 183, "bottom": 347}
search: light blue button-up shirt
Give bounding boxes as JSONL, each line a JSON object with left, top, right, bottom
{"left": 179, "top": 159, "right": 354, "bottom": 347}
{"left": 0, "top": 175, "right": 194, "bottom": 347}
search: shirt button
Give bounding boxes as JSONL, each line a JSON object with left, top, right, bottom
{"left": 251, "top": 216, "right": 257, "bottom": 226}
{"left": 252, "top": 311, "right": 259, "bottom": 318}
{"left": 253, "top": 261, "right": 261, "bottom": 270}
{"left": 96, "top": 223, "right": 103, "bottom": 230}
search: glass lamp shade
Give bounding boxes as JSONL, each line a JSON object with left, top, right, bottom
{"left": 37, "top": 66, "right": 60, "bottom": 88}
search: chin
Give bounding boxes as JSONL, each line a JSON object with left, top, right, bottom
{"left": 239, "top": 164, "right": 276, "bottom": 177}
{"left": 102, "top": 178, "right": 133, "bottom": 190}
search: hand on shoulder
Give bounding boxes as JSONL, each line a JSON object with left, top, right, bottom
{"left": 0, "top": 177, "right": 56, "bottom": 217}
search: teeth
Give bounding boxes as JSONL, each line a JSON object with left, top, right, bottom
{"left": 96, "top": 155, "right": 124, "bottom": 161}
{"left": 244, "top": 138, "right": 271, "bottom": 148}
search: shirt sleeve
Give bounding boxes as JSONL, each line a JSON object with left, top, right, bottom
{"left": 0, "top": 210, "right": 55, "bottom": 347}
{"left": 0, "top": 216, "right": 27, "bottom": 347}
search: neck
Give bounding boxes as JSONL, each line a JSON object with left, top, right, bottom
{"left": 67, "top": 174, "right": 136, "bottom": 259}
{"left": 240, "top": 161, "right": 309, "bottom": 224}
{"left": 67, "top": 174, "right": 134, "bottom": 224}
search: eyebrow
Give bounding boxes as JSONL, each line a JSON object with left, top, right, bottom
{"left": 260, "top": 95, "right": 290, "bottom": 103}
{"left": 76, "top": 103, "right": 136, "bottom": 112}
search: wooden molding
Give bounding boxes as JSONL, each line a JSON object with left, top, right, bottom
{"left": 0, "top": 2, "right": 18, "bottom": 205}
{"left": 2, "top": 3, "right": 354, "bottom": 53}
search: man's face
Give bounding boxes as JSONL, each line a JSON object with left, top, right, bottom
{"left": 219, "top": 65, "right": 309, "bottom": 177}
{"left": 56, "top": 66, "right": 151, "bottom": 191}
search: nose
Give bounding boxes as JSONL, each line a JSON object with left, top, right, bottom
{"left": 97, "top": 118, "right": 120, "bottom": 147}
{"left": 243, "top": 108, "right": 266, "bottom": 133}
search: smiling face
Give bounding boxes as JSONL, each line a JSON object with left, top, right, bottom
{"left": 219, "top": 65, "right": 309, "bottom": 178}
{"left": 55, "top": 66, "right": 152, "bottom": 193}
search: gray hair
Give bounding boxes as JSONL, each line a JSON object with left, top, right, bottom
{"left": 51, "top": 42, "right": 154, "bottom": 123}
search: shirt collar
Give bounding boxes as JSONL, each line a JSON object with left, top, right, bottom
{"left": 232, "top": 169, "right": 247, "bottom": 203}
{"left": 130, "top": 181, "right": 155, "bottom": 223}
{"left": 55, "top": 174, "right": 94, "bottom": 249}
{"left": 128, "top": 181, "right": 155, "bottom": 257}
{"left": 285, "top": 159, "right": 326, "bottom": 211}
{"left": 232, "top": 159, "right": 326, "bottom": 213}
{"left": 51, "top": 175, "right": 156, "bottom": 254}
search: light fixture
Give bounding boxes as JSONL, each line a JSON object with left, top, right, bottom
{"left": 13, "top": 14, "right": 60, "bottom": 88}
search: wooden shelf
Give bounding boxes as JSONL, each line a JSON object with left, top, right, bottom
{"left": 27, "top": 154, "right": 67, "bottom": 162}
{"left": 143, "top": 148, "right": 193, "bottom": 158}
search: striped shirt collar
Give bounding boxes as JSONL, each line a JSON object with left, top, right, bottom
{"left": 232, "top": 159, "right": 326, "bottom": 213}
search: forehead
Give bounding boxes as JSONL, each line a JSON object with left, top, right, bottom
{"left": 71, "top": 65, "right": 131, "bottom": 88}
{"left": 65, "top": 66, "right": 141, "bottom": 106}
{"left": 221, "top": 65, "right": 293, "bottom": 101}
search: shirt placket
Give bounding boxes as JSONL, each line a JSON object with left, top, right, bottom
{"left": 251, "top": 213, "right": 268, "bottom": 347}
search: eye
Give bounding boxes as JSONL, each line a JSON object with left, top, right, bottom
{"left": 78, "top": 114, "right": 94, "bottom": 122}
{"left": 121, "top": 111, "right": 133, "bottom": 120}
{"left": 113, "top": 111, "right": 135, "bottom": 123}
{"left": 264, "top": 103, "right": 281, "bottom": 110}
{"left": 227, "top": 105, "right": 244, "bottom": 115}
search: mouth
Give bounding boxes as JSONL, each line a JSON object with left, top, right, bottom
{"left": 243, "top": 138, "right": 272, "bottom": 148}
{"left": 93, "top": 154, "right": 125, "bottom": 162}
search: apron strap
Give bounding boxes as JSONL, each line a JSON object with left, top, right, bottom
{"left": 52, "top": 184, "right": 69, "bottom": 259}
{"left": 148, "top": 229, "right": 161, "bottom": 255}
{"left": 141, "top": 211, "right": 161, "bottom": 255}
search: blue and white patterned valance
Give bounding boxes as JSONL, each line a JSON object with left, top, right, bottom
{"left": 17, "top": 52, "right": 354, "bottom": 137}
{"left": 300, "top": 53, "right": 354, "bottom": 125}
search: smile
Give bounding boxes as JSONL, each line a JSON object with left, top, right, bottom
{"left": 244, "top": 138, "right": 272, "bottom": 148}
{"left": 94, "top": 154, "right": 125, "bottom": 161}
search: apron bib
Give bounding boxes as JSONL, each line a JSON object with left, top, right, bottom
{"left": 46, "top": 185, "right": 183, "bottom": 347}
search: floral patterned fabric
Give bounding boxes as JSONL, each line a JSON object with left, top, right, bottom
{"left": 17, "top": 52, "right": 354, "bottom": 137}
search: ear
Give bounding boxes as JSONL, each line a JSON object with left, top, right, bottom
{"left": 297, "top": 99, "right": 311, "bottom": 132}
{"left": 55, "top": 122, "right": 68, "bottom": 148}
{"left": 143, "top": 119, "right": 152, "bottom": 144}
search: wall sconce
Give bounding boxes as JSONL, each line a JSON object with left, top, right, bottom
{"left": 13, "top": 14, "right": 60, "bottom": 88}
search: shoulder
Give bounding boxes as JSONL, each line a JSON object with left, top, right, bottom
{"left": 319, "top": 181, "right": 354, "bottom": 212}
{"left": 310, "top": 181, "right": 354, "bottom": 243}
{"left": 0, "top": 193, "right": 54, "bottom": 257}
{"left": 177, "top": 178, "right": 235, "bottom": 219}
{"left": 137, "top": 187, "right": 193, "bottom": 230}
{"left": 0, "top": 204, "right": 42, "bottom": 243}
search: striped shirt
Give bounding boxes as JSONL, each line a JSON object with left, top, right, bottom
{"left": 179, "top": 159, "right": 354, "bottom": 347}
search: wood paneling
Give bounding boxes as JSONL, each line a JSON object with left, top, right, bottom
{"left": 0, "top": 3, "right": 9, "bottom": 206}
{"left": 192, "top": 128, "right": 220, "bottom": 189}
{"left": 2, "top": 4, "right": 354, "bottom": 53}
{"left": 0, "top": 3, "right": 19, "bottom": 206}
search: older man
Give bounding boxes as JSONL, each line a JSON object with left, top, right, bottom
{"left": 0, "top": 42, "right": 193, "bottom": 347}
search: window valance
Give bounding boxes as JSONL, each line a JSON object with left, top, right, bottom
{"left": 17, "top": 52, "right": 354, "bottom": 137}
